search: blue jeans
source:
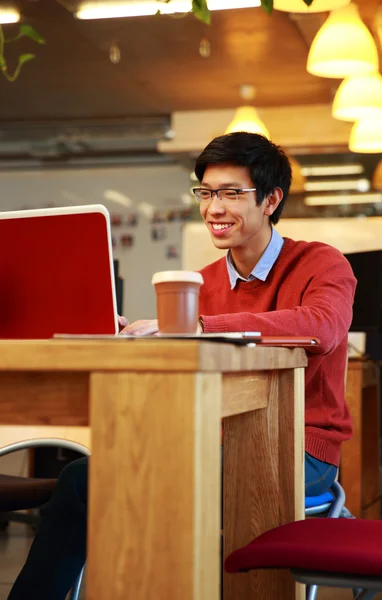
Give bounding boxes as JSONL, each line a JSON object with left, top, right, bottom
{"left": 8, "top": 452, "right": 337, "bottom": 600}
{"left": 305, "top": 451, "right": 338, "bottom": 497}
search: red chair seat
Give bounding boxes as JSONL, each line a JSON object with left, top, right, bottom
{"left": 225, "top": 518, "right": 382, "bottom": 577}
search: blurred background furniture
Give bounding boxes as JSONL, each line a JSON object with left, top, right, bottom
{"left": 342, "top": 358, "right": 381, "bottom": 519}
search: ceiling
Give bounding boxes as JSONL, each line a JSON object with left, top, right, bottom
{"left": 0, "top": 0, "right": 381, "bottom": 164}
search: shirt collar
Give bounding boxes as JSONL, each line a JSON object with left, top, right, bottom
{"left": 226, "top": 227, "right": 284, "bottom": 290}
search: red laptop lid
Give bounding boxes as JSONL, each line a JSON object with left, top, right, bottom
{"left": 0, "top": 205, "right": 118, "bottom": 339}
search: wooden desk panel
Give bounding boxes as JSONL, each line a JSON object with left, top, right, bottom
{"left": 0, "top": 340, "right": 307, "bottom": 600}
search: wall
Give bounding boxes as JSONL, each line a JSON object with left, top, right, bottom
{"left": 182, "top": 217, "right": 382, "bottom": 271}
{"left": 0, "top": 164, "right": 191, "bottom": 321}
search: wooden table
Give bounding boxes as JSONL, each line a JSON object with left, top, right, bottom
{"left": 342, "top": 358, "right": 381, "bottom": 519}
{"left": 0, "top": 339, "right": 306, "bottom": 600}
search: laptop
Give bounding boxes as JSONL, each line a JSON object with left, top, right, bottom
{"left": 0, "top": 205, "right": 118, "bottom": 339}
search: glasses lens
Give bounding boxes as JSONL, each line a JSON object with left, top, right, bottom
{"left": 219, "top": 189, "right": 238, "bottom": 202}
{"left": 194, "top": 189, "right": 212, "bottom": 203}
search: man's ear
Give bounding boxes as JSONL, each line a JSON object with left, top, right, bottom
{"left": 264, "top": 187, "right": 283, "bottom": 217}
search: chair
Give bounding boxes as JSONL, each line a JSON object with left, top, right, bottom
{"left": 225, "top": 518, "right": 382, "bottom": 600}
{"left": 304, "top": 481, "right": 353, "bottom": 599}
{"left": 0, "top": 438, "right": 90, "bottom": 600}
{"left": 305, "top": 480, "right": 349, "bottom": 518}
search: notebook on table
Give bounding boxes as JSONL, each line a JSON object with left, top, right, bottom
{"left": 0, "top": 204, "right": 118, "bottom": 339}
{"left": 54, "top": 332, "right": 320, "bottom": 348}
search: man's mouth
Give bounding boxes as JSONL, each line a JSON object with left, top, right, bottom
{"left": 209, "top": 222, "right": 235, "bottom": 236}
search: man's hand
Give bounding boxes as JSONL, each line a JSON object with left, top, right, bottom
{"left": 119, "top": 319, "right": 159, "bottom": 336}
{"left": 118, "top": 315, "right": 128, "bottom": 332}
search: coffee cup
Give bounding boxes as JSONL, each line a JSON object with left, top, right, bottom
{"left": 151, "top": 270, "right": 204, "bottom": 334}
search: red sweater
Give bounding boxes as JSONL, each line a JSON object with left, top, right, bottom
{"left": 199, "top": 237, "right": 357, "bottom": 467}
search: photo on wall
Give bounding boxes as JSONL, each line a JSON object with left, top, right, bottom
{"left": 166, "top": 245, "right": 179, "bottom": 259}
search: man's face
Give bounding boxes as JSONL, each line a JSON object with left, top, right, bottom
{"left": 199, "top": 163, "right": 270, "bottom": 251}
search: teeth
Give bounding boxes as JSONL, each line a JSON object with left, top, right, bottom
{"left": 212, "top": 223, "right": 232, "bottom": 230}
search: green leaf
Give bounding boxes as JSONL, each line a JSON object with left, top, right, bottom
{"left": 260, "top": 0, "right": 273, "bottom": 14}
{"left": 19, "top": 24, "right": 45, "bottom": 44}
{"left": 18, "top": 53, "right": 36, "bottom": 65}
{"left": 192, "top": 0, "right": 211, "bottom": 24}
{"left": 0, "top": 54, "right": 6, "bottom": 69}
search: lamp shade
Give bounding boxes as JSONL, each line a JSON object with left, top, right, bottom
{"left": 372, "top": 160, "right": 382, "bottom": 190}
{"left": 307, "top": 3, "right": 379, "bottom": 78}
{"left": 349, "top": 119, "right": 382, "bottom": 153}
{"left": 225, "top": 106, "right": 270, "bottom": 138}
{"left": 274, "top": 0, "right": 349, "bottom": 13}
{"left": 289, "top": 157, "right": 305, "bottom": 194}
{"left": 333, "top": 73, "right": 382, "bottom": 121}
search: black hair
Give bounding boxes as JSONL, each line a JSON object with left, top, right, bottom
{"left": 194, "top": 132, "right": 292, "bottom": 225}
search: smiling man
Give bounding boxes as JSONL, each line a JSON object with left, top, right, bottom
{"left": 194, "top": 132, "right": 356, "bottom": 484}
{"left": 8, "top": 133, "right": 357, "bottom": 600}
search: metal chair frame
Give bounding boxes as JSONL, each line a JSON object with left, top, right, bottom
{"left": 292, "top": 570, "right": 382, "bottom": 600}
{"left": 305, "top": 481, "right": 351, "bottom": 600}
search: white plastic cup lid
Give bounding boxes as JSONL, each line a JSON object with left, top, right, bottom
{"left": 152, "top": 270, "right": 204, "bottom": 286}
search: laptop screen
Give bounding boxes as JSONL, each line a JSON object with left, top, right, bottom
{"left": 0, "top": 205, "right": 118, "bottom": 339}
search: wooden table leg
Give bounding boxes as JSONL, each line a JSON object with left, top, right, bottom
{"left": 223, "top": 368, "right": 305, "bottom": 600}
{"left": 87, "top": 371, "right": 222, "bottom": 600}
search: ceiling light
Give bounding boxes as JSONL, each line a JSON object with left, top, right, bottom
{"left": 137, "top": 202, "right": 154, "bottom": 219}
{"left": 333, "top": 73, "right": 382, "bottom": 122}
{"left": 300, "top": 164, "right": 364, "bottom": 176}
{"left": 76, "top": 0, "right": 260, "bottom": 19}
{"left": 274, "top": 0, "right": 349, "bottom": 13}
{"left": 0, "top": 7, "right": 19, "bottom": 23}
{"left": 225, "top": 84, "right": 269, "bottom": 138}
{"left": 307, "top": 3, "right": 379, "bottom": 79}
{"left": 104, "top": 190, "right": 132, "bottom": 207}
{"left": 304, "top": 178, "right": 370, "bottom": 192}
{"left": 225, "top": 106, "right": 270, "bottom": 137}
{"left": 181, "top": 193, "right": 193, "bottom": 206}
{"left": 372, "top": 160, "right": 382, "bottom": 191}
{"left": 289, "top": 157, "right": 305, "bottom": 194}
{"left": 349, "top": 119, "right": 382, "bottom": 153}
{"left": 305, "top": 193, "right": 382, "bottom": 206}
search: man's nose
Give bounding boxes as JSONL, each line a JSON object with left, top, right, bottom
{"left": 208, "top": 192, "right": 225, "bottom": 213}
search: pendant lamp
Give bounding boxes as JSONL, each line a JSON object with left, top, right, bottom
{"left": 274, "top": 0, "right": 349, "bottom": 13}
{"left": 225, "top": 85, "right": 270, "bottom": 138}
{"left": 289, "top": 157, "right": 305, "bottom": 194}
{"left": 225, "top": 106, "right": 270, "bottom": 138}
{"left": 372, "top": 160, "right": 382, "bottom": 190}
{"left": 307, "top": 3, "right": 379, "bottom": 78}
{"left": 349, "top": 119, "right": 382, "bottom": 153}
{"left": 332, "top": 72, "right": 382, "bottom": 121}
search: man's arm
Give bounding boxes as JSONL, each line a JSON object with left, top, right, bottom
{"left": 200, "top": 258, "right": 356, "bottom": 355}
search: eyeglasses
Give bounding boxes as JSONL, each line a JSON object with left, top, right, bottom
{"left": 192, "top": 187, "right": 257, "bottom": 204}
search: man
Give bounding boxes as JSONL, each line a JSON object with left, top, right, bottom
{"left": 8, "top": 132, "right": 356, "bottom": 599}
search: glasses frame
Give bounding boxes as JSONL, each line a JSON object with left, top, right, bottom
{"left": 192, "top": 187, "right": 257, "bottom": 203}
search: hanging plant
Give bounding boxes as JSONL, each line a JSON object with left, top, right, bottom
{"left": 157, "top": 0, "right": 317, "bottom": 23}
{"left": 155, "top": 0, "right": 211, "bottom": 23}
{"left": 0, "top": 24, "right": 45, "bottom": 82}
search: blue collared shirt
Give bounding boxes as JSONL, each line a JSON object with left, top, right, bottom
{"left": 226, "top": 227, "right": 284, "bottom": 289}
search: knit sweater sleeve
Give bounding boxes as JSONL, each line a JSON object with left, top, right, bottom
{"left": 201, "top": 249, "right": 356, "bottom": 355}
